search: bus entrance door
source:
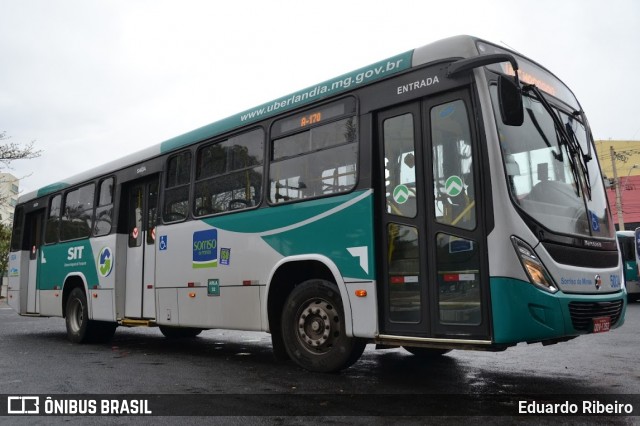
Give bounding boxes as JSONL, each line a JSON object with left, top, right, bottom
{"left": 23, "top": 209, "right": 44, "bottom": 314}
{"left": 124, "top": 176, "right": 159, "bottom": 319}
{"left": 376, "top": 90, "right": 490, "bottom": 343}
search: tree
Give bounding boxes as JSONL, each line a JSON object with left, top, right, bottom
{"left": 0, "top": 132, "right": 41, "bottom": 280}
{"left": 0, "top": 223, "right": 11, "bottom": 278}
{"left": 0, "top": 131, "right": 41, "bottom": 166}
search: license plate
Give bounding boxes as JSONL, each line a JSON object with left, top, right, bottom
{"left": 592, "top": 316, "right": 611, "bottom": 333}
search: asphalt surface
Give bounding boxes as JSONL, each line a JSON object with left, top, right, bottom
{"left": 0, "top": 298, "right": 638, "bottom": 425}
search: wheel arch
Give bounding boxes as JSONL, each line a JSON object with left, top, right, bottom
{"left": 61, "top": 273, "right": 90, "bottom": 319}
{"left": 265, "top": 255, "right": 354, "bottom": 338}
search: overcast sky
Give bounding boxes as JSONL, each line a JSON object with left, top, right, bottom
{"left": 1, "top": 0, "right": 639, "bottom": 194}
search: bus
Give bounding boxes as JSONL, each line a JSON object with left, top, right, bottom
{"left": 7, "top": 35, "right": 627, "bottom": 372}
{"left": 617, "top": 230, "right": 640, "bottom": 302}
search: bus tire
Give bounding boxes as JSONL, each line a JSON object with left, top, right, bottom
{"left": 66, "top": 288, "right": 117, "bottom": 344}
{"left": 159, "top": 326, "right": 202, "bottom": 339}
{"left": 65, "top": 288, "right": 117, "bottom": 343}
{"left": 65, "top": 288, "right": 90, "bottom": 343}
{"left": 281, "top": 279, "right": 366, "bottom": 373}
{"left": 403, "top": 346, "right": 451, "bottom": 357}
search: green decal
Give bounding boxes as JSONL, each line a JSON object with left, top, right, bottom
{"left": 444, "top": 175, "right": 463, "bottom": 197}
{"left": 259, "top": 191, "right": 375, "bottom": 280}
{"left": 393, "top": 185, "right": 410, "bottom": 204}
{"left": 208, "top": 279, "right": 220, "bottom": 297}
{"left": 38, "top": 240, "right": 97, "bottom": 290}
{"left": 97, "top": 247, "right": 114, "bottom": 277}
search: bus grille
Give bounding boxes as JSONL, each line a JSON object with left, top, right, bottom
{"left": 568, "top": 300, "right": 624, "bottom": 331}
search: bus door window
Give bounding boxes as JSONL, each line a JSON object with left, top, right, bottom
{"left": 128, "top": 186, "right": 143, "bottom": 248}
{"left": 384, "top": 113, "right": 417, "bottom": 218}
{"left": 383, "top": 112, "right": 421, "bottom": 323}
{"left": 147, "top": 181, "right": 158, "bottom": 245}
{"left": 44, "top": 194, "right": 61, "bottom": 244}
{"left": 26, "top": 211, "right": 44, "bottom": 261}
{"left": 430, "top": 100, "right": 481, "bottom": 326}
{"left": 94, "top": 177, "right": 114, "bottom": 237}
{"left": 431, "top": 100, "right": 476, "bottom": 230}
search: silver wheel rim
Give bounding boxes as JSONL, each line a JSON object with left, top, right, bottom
{"left": 296, "top": 298, "right": 340, "bottom": 354}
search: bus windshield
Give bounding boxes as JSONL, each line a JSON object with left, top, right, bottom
{"left": 490, "top": 86, "right": 614, "bottom": 239}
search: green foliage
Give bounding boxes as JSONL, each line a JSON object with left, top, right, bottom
{"left": 0, "top": 222, "right": 11, "bottom": 277}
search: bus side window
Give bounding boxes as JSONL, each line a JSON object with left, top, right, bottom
{"left": 269, "top": 117, "right": 358, "bottom": 203}
{"left": 94, "top": 177, "right": 114, "bottom": 237}
{"left": 193, "top": 128, "right": 264, "bottom": 216}
{"left": 163, "top": 151, "right": 191, "bottom": 222}
{"left": 44, "top": 194, "right": 61, "bottom": 244}
{"left": 61, "top": 184, "right": 95, "bottom": 241}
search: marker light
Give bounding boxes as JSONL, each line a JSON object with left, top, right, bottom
{"left": 188, "top": 292, "right": 196, "bottom": 298}
{"left": 355, "top": 289, "right": 367, "bottom": 297}
{"left": 511, "top": 236, "right": 558, "bottom": 293}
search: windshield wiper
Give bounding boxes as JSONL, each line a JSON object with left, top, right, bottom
{"left": 522, "top": 84, "right": 592, "bottom": 200}
{"left": 573, "top": 109, "right": 594, "bottom": 163}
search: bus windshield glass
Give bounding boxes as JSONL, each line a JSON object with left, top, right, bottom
{"left": 490, "top": 86, "right": 613, "bottom": 239}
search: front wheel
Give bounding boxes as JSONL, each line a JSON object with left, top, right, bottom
{"left": 281, "top": 279, "right": 366, "bottom": 373}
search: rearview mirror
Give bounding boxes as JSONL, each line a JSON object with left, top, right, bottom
{"left": 498, "top": 75, "right": 524, "bottom": 126}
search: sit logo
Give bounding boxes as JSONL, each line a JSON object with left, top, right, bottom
{"left": 67, "top": 246, "right": 85, "bottom": 260}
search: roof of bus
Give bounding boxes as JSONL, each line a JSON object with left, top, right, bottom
{"left": 21, "top": 35, "right": 484, "bottom": 204}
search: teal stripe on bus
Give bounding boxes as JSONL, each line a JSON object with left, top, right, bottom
{"left": 37, "top": 182, "right": 70, "bottom": 198}
{"left": 203, "top": 190, "right": 375, "bottom": 280}
{"left": 160, "top": 51, "right": 413, "bottom": 153}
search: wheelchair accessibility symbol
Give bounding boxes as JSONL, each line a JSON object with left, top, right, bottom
{"left": 159, "top": 235, "right": 168, "bottom": 251}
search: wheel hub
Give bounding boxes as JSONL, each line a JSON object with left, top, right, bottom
{"left": 297, "top": 300, "right": 336, "bottom": 351}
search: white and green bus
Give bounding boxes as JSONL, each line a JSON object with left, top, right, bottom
{"left": 8, "top": 36, "right": 627, "bottom": 372}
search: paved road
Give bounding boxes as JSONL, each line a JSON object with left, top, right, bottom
{"left": 0, "top": 299, "right": 638, "bottom": 424}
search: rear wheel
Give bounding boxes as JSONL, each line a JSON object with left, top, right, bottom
{"left": 281, "top": 279, "right": 366, "bottom": 373}
{"left": 65, "top": 288, "right": 117, "bottom": 343}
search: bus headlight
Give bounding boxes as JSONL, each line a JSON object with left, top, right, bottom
{"left": 511, "top": 236, "right": 558, "bottom": 293}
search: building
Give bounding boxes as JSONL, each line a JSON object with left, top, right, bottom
{"left": 596, "top": 140, "right": 640, "bottom": 231}
{"left": 0, "top": 172, "right": 19, "bottom": 226}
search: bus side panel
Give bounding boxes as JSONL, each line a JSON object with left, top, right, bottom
{"left": 89, "top": 235, "right": 118, "bottom": 322}
{"left": 154, "top": 221, "right": 275, "bottom": 331}
{"left": 154, "top": 190, "right": 374, "bottom": 332}
{"left": 114, "top": 234, "right": 129, "bottom": 320}
{"left": 7, "top": 251, "right": 26, "bottom": 313}
{"left": 176, "top": 286, "right": 262, "bottom": 330}
{"left": 624, "top": 260, "right": 640, "bottom": 297}
{"left": 39, "top": 240, "right": 99, "bottom": 318}
{"left": 40, "top": 290, "right": 62, "bottom": 317}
